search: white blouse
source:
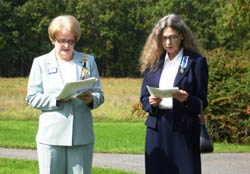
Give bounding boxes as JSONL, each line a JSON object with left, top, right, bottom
{"left": 57, "top": 58, "right": 77, "bottom": 84}
{"left": 159, "top": 49, "right": 183, "bottom": 109}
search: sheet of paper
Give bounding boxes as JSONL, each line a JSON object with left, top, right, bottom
{"left": 146, "top": 85, "right": 179, "bottom": 98}
{"left": 56, "top": 77, "right": 97, "bottom": 100}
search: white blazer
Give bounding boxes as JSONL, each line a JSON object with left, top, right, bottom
{"left": 26, "top": 49, "right": 104, "bottom": 146}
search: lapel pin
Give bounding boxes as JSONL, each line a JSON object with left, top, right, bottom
{"left": 81, "top": 53, "right": 88, "bottom": 80}
{"left": 180, "top": 56, "right": 189, "bottom": 73}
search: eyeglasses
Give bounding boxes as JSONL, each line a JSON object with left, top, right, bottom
{"left": 56, "top": 39, "right": 75, "bottom": 45}
{"left": 161, "top": 34, "right": 180, "bottom": 42}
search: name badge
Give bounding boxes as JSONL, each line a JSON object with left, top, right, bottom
{"left": 48, "top": 67, "right": 58, "bottom": 74}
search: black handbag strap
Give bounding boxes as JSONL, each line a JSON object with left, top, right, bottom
{"left": 200, "top": 99, "right": 205, "bottom": 125}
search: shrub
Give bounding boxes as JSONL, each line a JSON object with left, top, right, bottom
{"left": 205, "top": 48, "right": 250, "bottom": 144}
{"left": 131, "top": 101, "right": 147, "bottom": 120}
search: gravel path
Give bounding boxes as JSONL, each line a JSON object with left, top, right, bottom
{"left": 0, "top": 148, "right": 249, "bottom": 174}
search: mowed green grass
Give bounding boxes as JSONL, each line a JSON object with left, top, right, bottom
{"left": 94, "top": 122, "right": 145, "bottom": 153}
{"left": 1, "top": 120, "right": 250, "bottom": 153}
{"left": 0, "top": 120, "right": 146, "bottom": 154}
{"left": 0, "top": 158, "right": 136, "bottom": 174}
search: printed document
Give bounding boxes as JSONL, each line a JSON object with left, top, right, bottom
{"left": 146, "top": 85, "right": 179, "bottom": 98}
{"left": 56, "top": 77, "right": 97, "bottom": 100}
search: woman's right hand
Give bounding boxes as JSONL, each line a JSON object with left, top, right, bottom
{"left": 149, "top": 96, "right": 162, "bottom": 107}
{"left": 57, "top": 98, "right": 73, "bottom": 102}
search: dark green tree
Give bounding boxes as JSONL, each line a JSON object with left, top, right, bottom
{"left": 0, "top": 0, "right": 17, "bottom": 76}
{"left": 75, "top": 0, "right": 155, "bottom": 76}
{"left": 0, "top": 0, "right": 249, "bottom": 77}
{"left": 213, "top": 0, "right": 250, "bottom": 50}
{"left": 150, "top": 0, "right": 219, "bottom": 50}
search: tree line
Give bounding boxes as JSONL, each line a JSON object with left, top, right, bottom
{"left": 0, "top": 0, "right": 249, "bottom": 77}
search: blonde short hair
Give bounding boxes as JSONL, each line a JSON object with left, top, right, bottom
{"left": 48, "top": 15, "right": 81, "bottom": 43}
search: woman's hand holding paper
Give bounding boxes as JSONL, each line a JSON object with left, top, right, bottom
{"left": 149, "top": 95, "right": 162, "bottom": 107}
{"left": 172, "top": 90, "right": 189, "bottom": 102}
{"left": 77, "top": 91, "right": 93, "bottom": 104}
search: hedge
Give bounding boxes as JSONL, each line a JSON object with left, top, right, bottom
{"left": 205, "top": 48, "right": 249, "bottom": 144}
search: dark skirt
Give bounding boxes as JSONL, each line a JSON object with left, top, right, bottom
{"left": 145, "top": 110, "right": 201, "bottom": 174}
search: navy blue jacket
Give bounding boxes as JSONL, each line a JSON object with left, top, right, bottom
{"left": 140, "top": 49, "right": 208, "bottom": 133}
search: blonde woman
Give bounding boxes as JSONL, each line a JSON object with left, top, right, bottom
{"left": 140, "top": 13, "right": 208, "bottom": 174}
{"left": 26, "top": 15, "right": 104, "bottom": 174}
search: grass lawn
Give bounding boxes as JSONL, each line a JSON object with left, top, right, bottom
{"left": 0, "top": 120, "right": 250, "bottom": 153}
{"left": 94, "top": 122, "right": 145, "bottom": 153}
{"left": 0, "top": 120, "right": 146, "bottom": 154}
{"left": 0, "top": 158, "right": 136, "bottom": 174}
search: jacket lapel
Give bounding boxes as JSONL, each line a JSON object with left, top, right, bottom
{"left": 153, "top": 53, "right": 165, "bottom": 87}
{"left": 46, "top": 49, "right": 58, "bottom": 66}
{"left": 174, "top": 50, "right": 193, "bottom": 86}
{"left": 74, "top": 50, "right": 84, "bottom": 81}
{"left": 46, "top": 49, "right": 65, "bottom": 87}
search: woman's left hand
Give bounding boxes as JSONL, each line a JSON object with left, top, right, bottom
{"left": 172, "top": 90, "right": 189, "bottom": 102}
{"left": 77, "top": 91, "right": 93, "bottom": 104}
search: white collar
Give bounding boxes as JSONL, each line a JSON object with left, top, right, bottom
{"left": 164, "top": 48, "right": 183, "bottom": 64}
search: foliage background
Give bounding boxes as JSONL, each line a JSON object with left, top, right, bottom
{"left": 0, "top": 0, "right": 249, "bottom": 77}
{"left": 205, "top": 48, "right": 250, "bottom": 144}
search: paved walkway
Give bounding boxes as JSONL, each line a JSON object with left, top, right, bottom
{"left": 0, "top": 148, "right": 249, "bottom": 174}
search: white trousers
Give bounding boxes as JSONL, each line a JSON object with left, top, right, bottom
{"left": 37, "top": 143, "right": 94, "bottom": 174}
